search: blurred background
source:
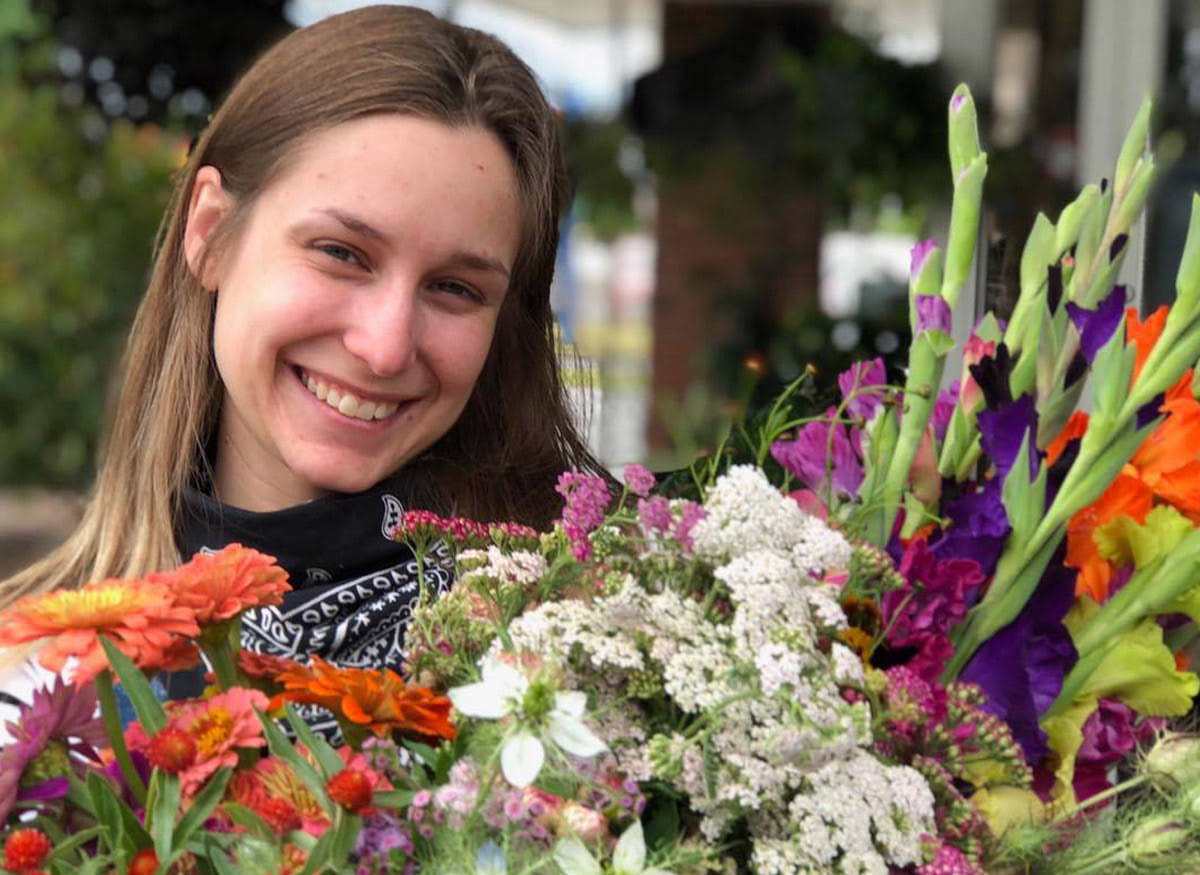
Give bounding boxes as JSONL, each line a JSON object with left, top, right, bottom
{"left": 0, "top": 0, "right": 1193, "bottom": 571}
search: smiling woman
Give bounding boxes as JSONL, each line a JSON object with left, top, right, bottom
{"left": 0, "top": 4, "right": 609, "bottom": 699}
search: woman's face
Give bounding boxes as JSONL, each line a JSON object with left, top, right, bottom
{"left": 186, "top": 114, "right": 522, "bottom": 510}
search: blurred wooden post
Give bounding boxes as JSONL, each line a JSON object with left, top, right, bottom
{"left": 1077, "top": 0, "right": 1168, "bottom": 311}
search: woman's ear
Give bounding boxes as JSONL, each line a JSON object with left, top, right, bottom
{"left": 183, "top": 165, "right": 233, "bottom": 292}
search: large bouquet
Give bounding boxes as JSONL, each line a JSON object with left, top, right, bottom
{"left": 6, "top": 84, "right": 1200, "bottom": 875}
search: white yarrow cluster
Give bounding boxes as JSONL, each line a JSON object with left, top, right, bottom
{"left": 499, "top": 464, "right": 930, "bottom": 872}
{"left": 750, "top": 751, "right": 934, "bottom": 874}
{"left": 459, "top": 546, "right": 547, "bottom": 588}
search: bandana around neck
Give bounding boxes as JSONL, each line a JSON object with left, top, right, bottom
{"left": 165, "top": 473, "right": 454, "bottom": 732}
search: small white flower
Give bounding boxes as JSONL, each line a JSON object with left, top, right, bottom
{"left": 553, "top": 821, "right": 673, "bottom": 875}
{"left": 448, "top": 656, "right": 608, "bottom": 788}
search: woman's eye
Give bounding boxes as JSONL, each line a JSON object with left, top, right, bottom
{"left": 316, "top": 243, "right": 365, "bottom": 268}
{"left": 434, "top": 280, "right": 482, "bottom": 302}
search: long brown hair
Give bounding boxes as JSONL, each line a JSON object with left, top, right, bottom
{"left": 1, "top": 4, "right": 604, "bottom": 608}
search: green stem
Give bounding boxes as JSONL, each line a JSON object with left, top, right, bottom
{"left": 200, "top": 621, "right": 242, "bottom": 691}
{"left": 1053, "top": 773, "right": 1149, "bottom": 824}
{"left": 94, "top": 669, "right": 147, "bottom": 805}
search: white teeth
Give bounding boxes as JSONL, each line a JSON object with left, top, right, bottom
{"left": 299, "top": 369, "right": 401, "bottom": 421}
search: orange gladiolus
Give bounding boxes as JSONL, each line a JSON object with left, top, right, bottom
{"left": 1059, "top": 309, "right": 1200, "bottom": 601}
{"left": 273, "top": 656, "right": 456, "bottom": 741}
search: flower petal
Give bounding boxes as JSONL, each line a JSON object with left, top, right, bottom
{"left": 554, "top": 690, "right": 587, "bottom": 718}
{"left": 447, "top": 681, "right": 512, "bottom": 720}
{"left": 613, "top": 820, "right": 647, "bottom": 875}
{"left": 501, "top": 730, "right": 545, "bottom": 788}
{"left": 481, "top": 657, "right": 529, "bottom": 698}
{"left": 547, "top": 711, "right": 608, "bottom": 758}
{"left": 476, "top": 842, "right": 507, "bottom": 875}
{"left": 552, "top": 839, "right": 602, "bottom": 875}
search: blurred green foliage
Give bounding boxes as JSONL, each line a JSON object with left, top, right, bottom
{"left": 0, "top": 17, "right": 181, "bottom": 486}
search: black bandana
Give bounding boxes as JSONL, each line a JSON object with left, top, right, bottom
{"left": 162, "top": 474, "right": 453, "bottom": 723}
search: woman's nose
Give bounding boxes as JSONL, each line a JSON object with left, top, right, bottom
{"left": 342, "top": 285, "right": 420, "bottom": 377}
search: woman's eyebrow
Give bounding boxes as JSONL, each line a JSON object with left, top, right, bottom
{"left": 311, "top": 207, "right": 511, "bottom": 279}
{"left": 316, "top": 207, "right": 389, "bottom": 244}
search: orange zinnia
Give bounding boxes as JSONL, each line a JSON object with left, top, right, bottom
{"left": 0, "top": 579, "right": 200, "bottom": 683}
{"left": 273, "top": 656, "right": 456, "bottom": 741}
{"left": 164, "top": 544, "right": 291, "bottom": 625}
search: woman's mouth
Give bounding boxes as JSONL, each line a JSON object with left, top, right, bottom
{"left": 295, "top": 367, "right": 402, "bottom": 421}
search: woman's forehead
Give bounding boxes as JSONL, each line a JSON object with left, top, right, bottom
{"left": 262, "top": 115, "right": 522, "bottom": 261}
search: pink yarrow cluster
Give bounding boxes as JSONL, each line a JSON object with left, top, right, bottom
{"left": 389, "top": 510, "right": 540, "bottom": 551}
{"left": 637, "top": 495, "right": 706, "bottom": 552}
{"left": 555, "top": 472, "right": 613, "bottom": 560}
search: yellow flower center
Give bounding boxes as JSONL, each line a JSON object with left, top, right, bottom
{"left": 188, "top": 707, "right": 234, "bottom": 758}
{"left": 260, "top": 763, "right": 324, "bottom": 819}
{"left": 28, "top": 585, "right": 153, "bottom": 628}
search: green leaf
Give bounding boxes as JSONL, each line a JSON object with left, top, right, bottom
{"left": 1176, "top": 193, "right": 1200, "bottom": 314}
{"left": 256, "top": 707, "right": 333, "bottom": 813}
{"left": 46, "top": 827, "right": 104, "bottom": 866}
{"left": 373, "top": 788, "right": 416, "bottom": 808}
{"left": 99, "top": 635, "right": 166, "bottom": 734}
{"left": 86, "top": 770, "right": 150, "bottom": 855}
{"left": 221, "top": 803, "right": 276, "bottom": 841}
{"left": 148, "top": 771, "right": 181, "bottom": 861}
{"left": 285, "top": 704, "right": 344, "bottom": 778}
{"left": 328, "top": 813, "right": 361, "bottom": 870}
{"left": 205, "top": 837, "right": 241, "bottom": 875}
{"left": 1000, "top": 437, "right": 1046, "bottom": 544}
{"left": 642, "top": 794, "right": 681, "bottom": 853}
{"left": 172, "top": 767, "right": 231, "bottom": 854}
{"left": 298, "top": 828, "right": 335, "bottom": 875}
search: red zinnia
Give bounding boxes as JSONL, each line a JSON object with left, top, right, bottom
{"left": 4, "top": 828, "right": 51, "bottom": 872}
{"left": 326, "top": 768, "right": 374, "bottom": 815}
{"left": 127, "top": 849, "right": 159, "bottom": 875}
{"left": 145, "top": 727, "right": 198, "bottom": 774}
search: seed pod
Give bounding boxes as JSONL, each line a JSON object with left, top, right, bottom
{"left": 1144, "top": 732, "right": 1200, "bottom": 792}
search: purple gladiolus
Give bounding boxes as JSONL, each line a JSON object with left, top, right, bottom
{"left": 838, "top": 357, "right": 886, "bottom": 421}
{"left": 771, "top": 414, "right": 863, "bottom": 498}
{"left": 931, "top": 478, "right": 1010, "bottom": 577}
{"left": 1066, "top": 284, "right": 1127, "bottom": 363}
{"left": 932, "top": 381, "right": 959, "bottom": 441}
{"left": 959, "top": 559, "right": 1078, "bottom": 764}
{"left": 910, "top": 239, "right": 937, "bottom": 279}
{"left": 915, "top": 294, "right": 952, "bottom": 334}
{"left": 977, "top": 394, "right": 1039, "bottom": 483}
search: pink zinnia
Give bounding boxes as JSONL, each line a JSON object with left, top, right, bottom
{"left": 126, "top": 687, "right": 268, "bottom": 795}
{"left": 164, "top": 543, "right": 291, "bottom": 625}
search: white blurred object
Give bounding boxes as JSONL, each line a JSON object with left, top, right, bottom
{"left": 287, "top": 0, "right": 661, "bottom": 117}
{"left": 819, "top": 231, "right": 914, "bottom": 319}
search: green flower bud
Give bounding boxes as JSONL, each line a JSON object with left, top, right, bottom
{"left": 1056, "top": 184, "right": 1100, "bottom": 258}
{"left": 1111, "top": 155, "right": 1157, "bottom": 240}
{"left": 1114, "top": 94, "right": 1153, "bottom": 198}
{"left": 1176, "top": 193, "right": 1200, "bottom": 314}
{"left": 647, "top": 734, "right": 683, "bottom": 781}
{"left": 948, "top": 84, "right": 981, "bottom": 180}
{"left": 1127, "top": 815, "right": 1195, "bottom": 869}
{"left": 1144, "top": 732, "right": 1200, "bottom": 792}
{"left": 942, "top": 154, "right": 987, "bottom": 309}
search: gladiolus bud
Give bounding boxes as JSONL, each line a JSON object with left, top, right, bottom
{"left": 948, "top": 84, "right": 982, "bottom": 180}
{"left": 942, "top": 154, "right": 987, "bottom": 310}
